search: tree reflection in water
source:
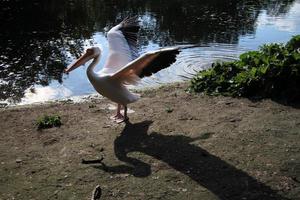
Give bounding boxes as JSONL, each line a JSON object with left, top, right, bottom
{"left": 0, "top": 0, "right": 296, "bottom": 103}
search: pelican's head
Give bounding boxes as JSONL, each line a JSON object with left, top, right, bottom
{"left": 64, "top": 47, "right": 101, "bottom": 74}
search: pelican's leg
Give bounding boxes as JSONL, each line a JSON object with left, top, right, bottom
{"left": 116, "top": 104, "right": 122, "bottom": 116}
{"left": 124, "top": 105, "right": 128, "bottom": 121}
{"left": 114, "top": 105, "right": 129, "bottom": 123}
{"left": 110, "top": 104, "right": 123, "bottom": 120}
{"left": 110, "top": 104, "right": 127, "bottom": 123}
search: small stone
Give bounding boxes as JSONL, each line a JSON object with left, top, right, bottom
{"left": 229, "top": 118, "right": 241, "bottom": 122}
{"left": 90, "top": 143, "right": 95, "bottom": 148}
{"left": 16, "top": 159, "right": 22, "bottom": 163}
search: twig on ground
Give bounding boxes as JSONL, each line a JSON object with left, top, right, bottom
{"left": 91, "top": 185, "right": 102, "bottom": 200}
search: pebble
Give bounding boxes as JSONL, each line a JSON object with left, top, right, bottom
{"left": 16, "top": 159, "right": 22, "bottom": 163}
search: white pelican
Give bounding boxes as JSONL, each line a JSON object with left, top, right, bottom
{"left": 64, "top": 17, "right": 180, "bottom": 123}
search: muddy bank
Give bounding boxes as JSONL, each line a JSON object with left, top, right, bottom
{"left": 0, "top": 83, "right": 299, "bottom": 199}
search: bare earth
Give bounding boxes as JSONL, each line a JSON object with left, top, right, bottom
{"left": 0, "top": 83, "right": 299, "bottom": 200}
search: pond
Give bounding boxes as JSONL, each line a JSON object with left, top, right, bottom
{"left": 1, "top": 0, "right": 300, "bottom": 105}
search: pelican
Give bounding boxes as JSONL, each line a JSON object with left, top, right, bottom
{"left": 64, "top": 17, "right": 180, "bottom": 123}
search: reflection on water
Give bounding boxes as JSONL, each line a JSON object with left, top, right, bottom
{"left": 0, "top": 0, "right": 299, "bottom": 105}
{"left": 20, "top": 84, "right": 72, "bottom": 105}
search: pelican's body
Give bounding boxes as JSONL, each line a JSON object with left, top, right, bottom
{"left": 85, "top": 22, "right": 140, "bottom": 106}
{"left": 87, "top": 73, "right": 139, "bottom": 106}
{"left": 65, "top": 17, "right": 180, "bottom": 123}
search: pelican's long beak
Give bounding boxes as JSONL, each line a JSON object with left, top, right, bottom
{"left": 64, "top": 50, "right": 93, "bottom": 73}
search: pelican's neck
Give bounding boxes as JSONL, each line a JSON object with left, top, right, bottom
{"left": 87, "top": 54, "right": 101, "bottom": 79}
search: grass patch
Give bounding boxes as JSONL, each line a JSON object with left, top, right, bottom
{"left": 36, "top": 115, "right": 62, "bottom": 130}
{"left": 165, "top": 107, "right": 174, "bottom": 113}
{"left": 188, "top": 35, "right": 300, "bottom": 101}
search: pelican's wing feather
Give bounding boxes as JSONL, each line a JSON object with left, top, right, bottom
{"left": 101, "top": 17, "right": 140, "bottom": 75}
{"left": 119, "top": 16, "right": 140, "bottom": 59}
{"left": 111, "top": 47, "right": 180, "bottom": 85}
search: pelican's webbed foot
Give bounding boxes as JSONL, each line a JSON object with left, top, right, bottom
{"left": 110, "top": 104, "right": 128, "bottom": 123}
{"left": 110, "top": 113, "right": 128, "bottom": 123}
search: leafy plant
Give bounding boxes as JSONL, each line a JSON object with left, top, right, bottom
{"left": 165, "top": 107, "right": 174, "bottom": 113}
{"left": 36, "top": 115, "right": 62, "bottom": 129}
{"left": 189, "top": 35, "right": 300, "bottom": 101}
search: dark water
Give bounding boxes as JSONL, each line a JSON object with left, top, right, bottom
{"left": 0, "top": 0, "right": 300, "bottom": 105}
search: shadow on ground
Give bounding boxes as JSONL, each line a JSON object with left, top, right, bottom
{"left": 93, "top": 120, "right": 288, "bottom": 200}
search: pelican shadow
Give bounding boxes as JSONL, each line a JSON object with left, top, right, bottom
{"left": 95, "top": 120, "right": 288, "bottom": 200}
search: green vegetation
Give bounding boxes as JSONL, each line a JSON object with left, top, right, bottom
{"left": 189, "top": 35, "right": 300, "bottom": 101}
{"left": 36, "top": 115, "right": 62, "bottom": 129}
{"left": 165, "top": 107, "right": 174, "bottom": 113}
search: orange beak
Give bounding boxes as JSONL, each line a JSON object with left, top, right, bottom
{"left": 64, "top": 50, "right": 93, "bottom": 74}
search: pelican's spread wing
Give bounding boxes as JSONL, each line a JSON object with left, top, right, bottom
{"left": 119, "top": 17, "right": 140, "bottom": 59}
{"left": 100, "top": 17, "right": 140, "bottom": 76}
{"left": 111, "top": 47, "right": 180, "bottom": 85}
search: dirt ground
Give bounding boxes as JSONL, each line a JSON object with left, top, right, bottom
{"left": 0, "top": 83, "right": 300, "bottom": 200}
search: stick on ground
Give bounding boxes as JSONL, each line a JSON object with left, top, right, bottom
{"left": 91, "top": 185, "right": 102, "bottom": 200}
